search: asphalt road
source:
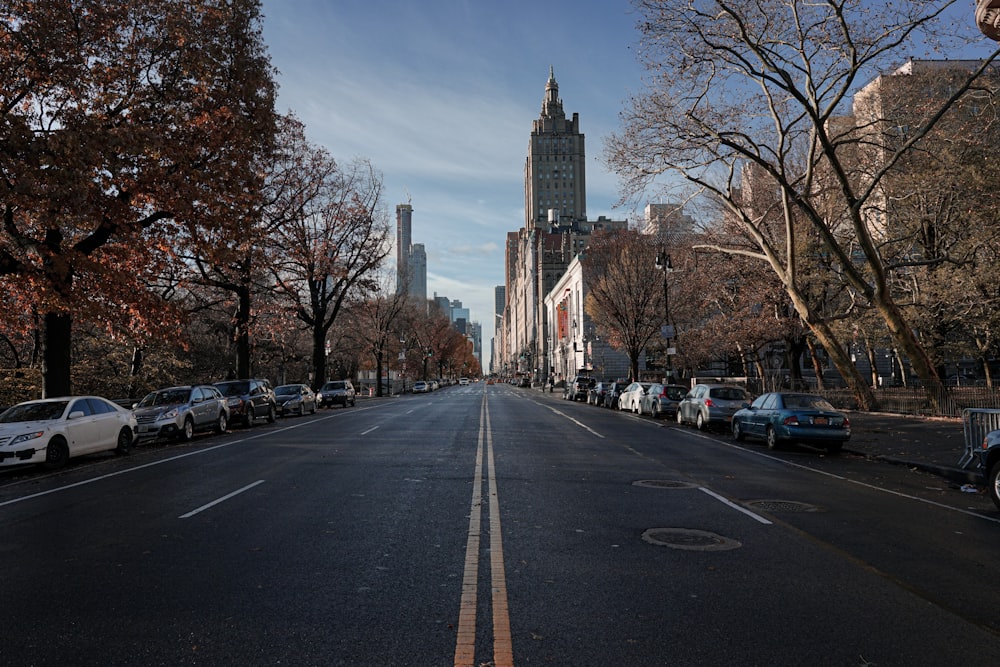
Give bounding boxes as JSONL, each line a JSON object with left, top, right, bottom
{"left": 1, "top": 384, "right": 999, "bottom": 666}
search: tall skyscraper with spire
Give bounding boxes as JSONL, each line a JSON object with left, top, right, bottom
{"left": 525, "top": 66, "right": 587, "bottom": 230}
{"left": 497, "top": 68, "right": 626, "bottom": 381}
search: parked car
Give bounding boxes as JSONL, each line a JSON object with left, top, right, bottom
{"left": 412, "top": 381, "right": 429, "bottom": 394}
{"left": 731, "top": 392, "right": 851, "bottom": 452}
{"left": 588, "top": 381, "right": 613, "bottom": 406}
{"left": 133, "top": 385, "right": 229, "bottom": 441}
{"left": 274, "top": 384, "right": 317, "bottom": 417}
{"left": 565, "top": 375, "right": 595, "bottom": 401}
{"left": 641, "top": 383, "right": 688, "bottom": 419}
{"left": 0, "top": 396, "right": 136, "bottom": 469}
{"left": 459, "top": 377, "right": 470, "bottom": 385}
{"left": 979, "top": 430, "right": 1000, "bottom": 509}
{"left": 618, "top": 381, "right": 652, "bottom": 413}
{"left": 604, "top": 380, "right": 630, "bottom": 409}
{"left": 676, "top": 384, "right": 750, "bottom": 430}
{"left": 214, "top": 379, "right": 277, "bottom": 426}
{"left": 318, "top": 379, "right": 356, "bottom": 407}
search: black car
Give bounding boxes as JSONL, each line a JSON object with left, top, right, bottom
{"left": 588, "top": 381, "right": 613, "bottom": 406}
{"left": 565, "top": 375, "right": 595, "bottom": 401}
{"left": 318, "top": 380, "right": 356, "bottom": 408}
{"left": 214, "top": 379, "right": 277, "bottom": 426}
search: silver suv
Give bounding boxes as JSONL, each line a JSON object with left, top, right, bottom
{"left": 676, "top": 384, "right": 750, "bottom": 430}
{"left": 133, "top": 385, "right": 229, "bottom": 441}
{"left": 319, "top": 380, "right": 356, "bottom": 408}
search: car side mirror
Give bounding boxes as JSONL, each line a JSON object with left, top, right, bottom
{"left": 68, "top": 411, "right": 85, "bottom": 420}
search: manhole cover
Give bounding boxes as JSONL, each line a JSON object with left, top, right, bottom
{"left": 633, "top": 480, "right": 698, "bottom": 489}
{"left": 642, "top": 528, "right": 741, "bottom": 551}
{"left": 744, "top": 500, "right": 823, "bottom": 513}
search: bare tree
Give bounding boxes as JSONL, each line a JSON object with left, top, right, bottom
{"left": 582, "top": 229, "right": 663, "bottom": 381}
{"left": 607, "top": 0, "right": 1000, "bottom": 409}
{"left": 272, "top": 157, "right": 391, "bottom": 388}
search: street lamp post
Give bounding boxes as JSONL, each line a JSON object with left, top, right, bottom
{"left": 655, "top": 248, "right": 674, "bottom": 382}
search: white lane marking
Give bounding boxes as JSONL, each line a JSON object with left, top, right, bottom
{"left": 361, "top": 426, "right": 379, "bottom": 435}
{"left": 699, "top": 487, "right": 773, "bottom": 525}
{"left": 711, "top": 438, "right": 1000, "bottom": 525}
{"left": 535, "top": 402, "right": 605, "bottom": 438}
{"left": 179, "top": 480, "right": 265, "bottom": 518}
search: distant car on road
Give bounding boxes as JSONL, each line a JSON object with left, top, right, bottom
{"left": 319, "top": 379, "right": 356, "bottom": 407}
{"left": 459, "top": 377, "right": 470, "bottom": 385}
{"left": 731, "top": 392, "right": 850, "bottom": 453}
{"left": 133, "top": 385, "right": 229, "bottom": 441}
{"left": 274, "top": 384, "right": 317, "bottom": 417}
{"left": 0, "top": 396, "right": 136, "bottom": 469}
{"left": 412, "top": 381, "right": 429, "bottom": 394}
{"left": 677, "top": 384, "right": 749, "bottom": 430}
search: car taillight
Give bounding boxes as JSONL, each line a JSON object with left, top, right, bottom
{"left": 783, "top": 416, "right": 800, "bottom": 425}
{"left": 843, "top": 417, "right": 850, "bottom": 428}
{"left": 704, "top": 398, "right": 714, "bottom": 407}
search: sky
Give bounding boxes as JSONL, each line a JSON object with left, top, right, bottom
{"left": 259, "top": 0, "right": 647, "bottom": 367}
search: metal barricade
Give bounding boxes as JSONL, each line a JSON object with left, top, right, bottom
{"left": 960, "top": 408, "right": 1000, "bottom": 468}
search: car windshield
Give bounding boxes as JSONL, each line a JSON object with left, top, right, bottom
{"left": 783, "top": 395, "right": 835, "bottom": 410}
{"left": 216, "top": 382, "right": 250, "bottom": 397}
{"left": 275, "top": 386, "right": 299, "bottom": 396}
{"left": 325, "top": 382, "right": 345, "bottom": 390}
{"left": 138, "top": 389, "right": 190, "bottom": 407}
{"left": 710, "top": 387, "right": 746, "bottom": 401}
{"left": 0, "top": 400, "right": 70, "bottom": 422}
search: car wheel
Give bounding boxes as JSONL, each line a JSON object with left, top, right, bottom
{"left": 766, "top": 426, "right": 780, "bottom": 450}
{"left": 43, "top": 437, "right": 70, "bottom": 470}
{"left": 350, "top": 397, "right": 356, "bottom": 407}
{"left": 115, "top": 427, "right": 133, "bottom": 455}
{"left": 695, "top": 411, "right": 706, "bottom": 430}
{"left": 676, "top": 409, "right": 684, "bottom": 425}
{"left": 215, "top": 412, "right": 228, "bottom": 434}
{"left": 733, "top": 420, "right": 745, "bottom": 441}
{"left": 245, "top": 407, "right": 255, "bottom": 427}
{"left": 988, "top": 461, "right": 1000, "bottom": 510}
{"left": 181, "top": 417, "right": 195, "bottom": 442}
{"left": 310, "top": 402, "right": 317, "bottom": 415}
{"left": 267, "top": 404, "right": 277, "bottom": 423}
{"left": 651, "top": 403, "right": 660, "bottom": 419}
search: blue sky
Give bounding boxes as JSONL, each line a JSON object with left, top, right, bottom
{"left": 260, "top": 0, "right": 645, "bottom": 360}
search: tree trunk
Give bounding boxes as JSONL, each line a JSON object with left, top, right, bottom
{"left": 806, "top": 337, "right": 826, "bottom": 391}
{"left": 312, "top": 325, "right": 327, "bottom": 389}
{"left": 234, "top": 287, "right": 252, "bottom": 379}
{"left": 375, "top": 349, "right": 384, "bottom": 397}
{"left": 41, "top": 311, "right": 72, "bottom": 398}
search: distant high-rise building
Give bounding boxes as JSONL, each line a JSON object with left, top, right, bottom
{"left": 395, "top": 203, "right": 412, "bottom": 295}
{"left": 395, "top": 202, "right": 426, "bottom": 302}
{"left": 408, "top": 243, "right": 427, "bottom": 302}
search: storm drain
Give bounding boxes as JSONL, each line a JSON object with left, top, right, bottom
{"left": 744, "top": 500, "right": 824, "bottom": 513}
{"left": 642, "top": 528, "right": 741, "bottom": 551}
{"left": 633, "top": 479, "right": 698, "bottom": 490}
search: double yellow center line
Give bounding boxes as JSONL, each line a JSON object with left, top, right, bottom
{"left": 454, "top": 393, "right": 514, "bottom": 667}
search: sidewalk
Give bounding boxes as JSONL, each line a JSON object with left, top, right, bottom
{"left": 844, "top": 412, "right": 981, "bottom": 484}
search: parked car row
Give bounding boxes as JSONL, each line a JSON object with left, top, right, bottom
{"left": 0, "top": 376, "right": 360, "bottom": 471}
{"left": 563, "top": 378, "right": 852, "bottom": 455}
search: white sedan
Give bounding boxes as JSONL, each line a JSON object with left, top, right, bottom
{"left": 0, "top": 396, "right": 137, "bottom": 469}
{"left": 617, "top": 381, "right": 652, "bottom": 413}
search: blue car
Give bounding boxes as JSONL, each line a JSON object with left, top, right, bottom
{"left": 731, "top": 392, "right": 850, "bottom": 453}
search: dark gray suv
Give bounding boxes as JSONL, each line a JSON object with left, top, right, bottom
{"left": 319, "top": 380, "right": 356, "bottom": 408}
{"left": 214, "top": 379, "right": 276, "bottom": 426}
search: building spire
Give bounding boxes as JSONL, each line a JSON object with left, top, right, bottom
{"left": 542, "top": 66, "right": 562, "bottom": 118}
